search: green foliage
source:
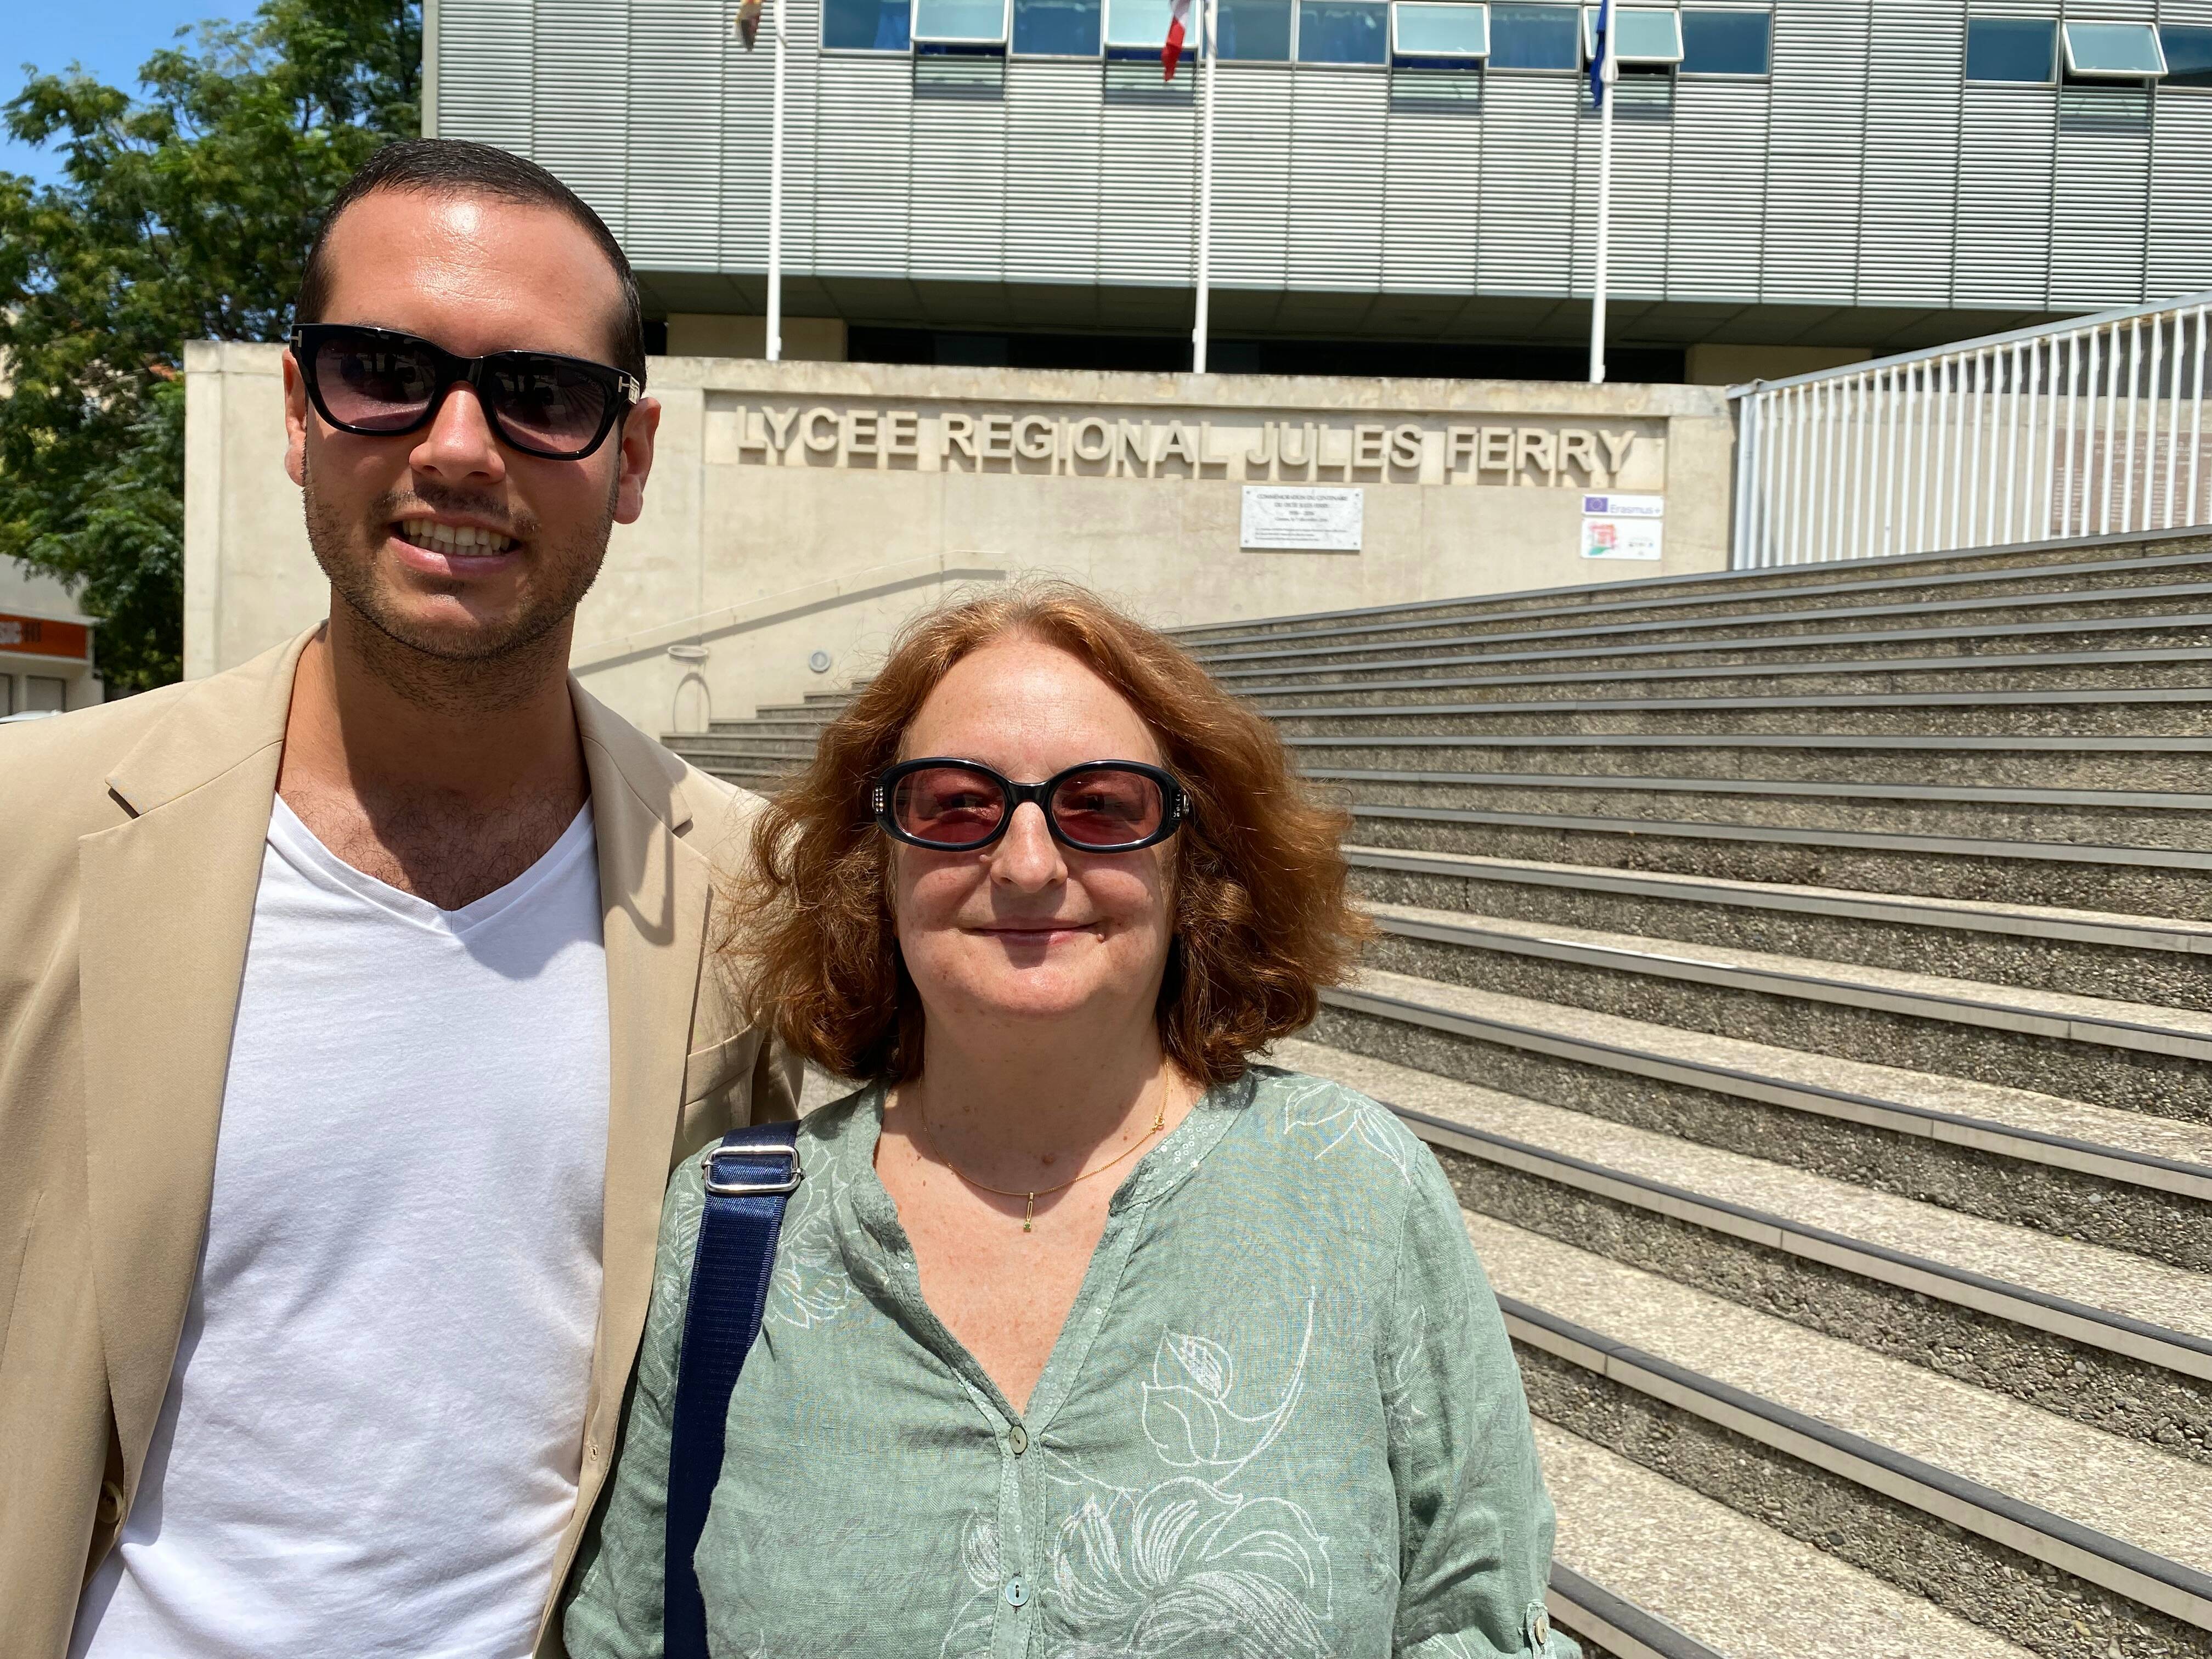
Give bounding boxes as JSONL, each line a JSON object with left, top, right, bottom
{"left": 0, "top": 1, "right": 420, "bottom": 693}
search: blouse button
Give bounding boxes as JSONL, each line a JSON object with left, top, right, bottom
{"left": 1008, "top": 1424, "right": 1029, "bottom": 1455}
{"left": 1003, "top": 1575, "right": 1030, "bottom": 1607}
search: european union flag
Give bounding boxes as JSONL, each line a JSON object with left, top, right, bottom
{"left": 1589, "top": 0, "right": 1615, "bottom": 108}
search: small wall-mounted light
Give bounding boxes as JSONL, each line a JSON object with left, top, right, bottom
{"left": 668, "top": 644, "right": 709, "bottom": 662}
{"left": 809, "top": 650, "right": 833, "bottom": 674}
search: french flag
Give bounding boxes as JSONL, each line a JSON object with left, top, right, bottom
{"left": 1163, "top": 0, "right": 1191, "bottom": 79}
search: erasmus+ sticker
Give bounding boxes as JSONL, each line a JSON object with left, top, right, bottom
{"left": 1582, "top": 493, "right": 1664, "bottom": 518}
{"left": 1242, "top": 486, "right": 1364, "bottom": 552}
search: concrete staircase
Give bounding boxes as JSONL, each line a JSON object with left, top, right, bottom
{"left": 666, "top": 528, "right": 2212, "bottom": 1659}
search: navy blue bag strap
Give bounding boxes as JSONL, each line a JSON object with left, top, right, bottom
{"left": 665, "top": 1120, "right": 802, "bottom": 1659}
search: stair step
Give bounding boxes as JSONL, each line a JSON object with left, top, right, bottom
{"left": 1206, "top": 610, "right": 2212, "bottom": 683}
{"left": 1545, "top": 1563, "right": 1728, "bottom": 1659}
{"left": 1166, "top": 533, "right": 2212, "bottom": 647}
{"left": 1278, "top": 1034, "right": 2212, "bottom": 1372}
{"left": 670, "top": 735, "right": 819, "bottom": 757}
{"left": 1489, "top": 1242, "right": 2212, "bottom": 1642}
{"left": 1233, "top": 645, "right": 2212, "bottom": 704}
{"left": 1314, "top": 767, "right": 2212, "bottom": 855}
{"left": 1344, "top": 802, "right": 2212, "bottom": 921}
{"left": 1362, "top": 900, "right": 2212, "bottom": 1122}
{"left": 1267, "top": 686, "right": 2212, "bottom": 738}
{"left": 702, "top": 718, "right": 834, "bottom": 737}
{"left": 1345, "top": 845, "right": 2212, "bottom": 1011}
{"left": 1186, "top": 555, "right": 2212, "bottom": 660}
{"left": 1535, "top": 1426, "right": 2040, "bottom": 1659}
{"left": 1188, "top": 586, "right": 2212, "bottom": 672}
{"left": 1289, "top": 732, "right": 2212, "bottom": 793}
{"left": 1313, "top": 967, "right": 2212, "bottom": 1272}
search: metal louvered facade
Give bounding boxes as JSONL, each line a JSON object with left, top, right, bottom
{"left": 425, "top": 0, "right": 2212, "bottom": 352}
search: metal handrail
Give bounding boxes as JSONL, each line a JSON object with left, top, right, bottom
{"left": 568, "top": 552, "right": 1007, "bottom": 673}
{"left": 1729, "top": 293, "right": 2212, "bottom": 569}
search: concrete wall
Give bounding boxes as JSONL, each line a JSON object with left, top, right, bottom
{"left": 183, "top": 341, "right": 1734, "bottom": 736}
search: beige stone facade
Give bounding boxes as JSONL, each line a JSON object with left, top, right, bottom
{"left": 183, "top": 342, "right": 1735, "bottom": 735}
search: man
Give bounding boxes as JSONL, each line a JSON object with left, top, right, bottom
{"left": 0, "top": 139, "right": 797, "bottom": 1658}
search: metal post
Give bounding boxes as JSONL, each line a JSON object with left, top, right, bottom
{"left": 1192, "top": 0, "right": 1218, "bottom": 374}
{"left": 1943, "top": 356, "right": 1962, "bottom": 551}
{"left": 1731, "top": 390, "right": 1759, "bottom": 567}
{"left": 1882, "top": 368, "right": 1899, "bottom": 556}
{"left": 1973, "top": 356, "right": 1990, "bottom": 553}
{"left": 2192, "top": 307, "right": 2208, "bottom": 526}
{"left": 1588, "top": 6, "right": 1617, "bottom": 385}
{"left": 766, "top": 0, "right": 788, "bottom": 363}
{"left": 2035, "top": 334, "right": 2052, "bottom": 541}
{"left": 1902, "top": 363, "right": 1920, "bottom": 555}
{"left": 2100, "top": 323, "right": 2119, "bottom": 535}
{"left": 2159, "top": 314, "right": 2176, "bottom": 528}
{"left": 2008, "top": 342, "right": 2026, "bottom": 548}
{"left": 1853, "top": 373, "right": 1871, "bottom": 560}
{"left": 2123, "top": 317, "right": 2142, "bottom": 532}
{"left": 2064, "top": 332, "right": 2083, "bottom": 539}
{"left": 1781, "top": 388, "right": 1797, "bottom": 565}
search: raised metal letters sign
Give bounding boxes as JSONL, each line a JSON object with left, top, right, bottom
{"left": 702, "top": 398, "right": 1662, "bottom": 492}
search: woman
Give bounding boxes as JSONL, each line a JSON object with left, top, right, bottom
{"left": 566, "top": 584, "right": 1572, "bottom": 1658}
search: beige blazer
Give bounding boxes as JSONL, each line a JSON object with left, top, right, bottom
{"left": 0, "top": 629, "right": 799, "bottom": 1659}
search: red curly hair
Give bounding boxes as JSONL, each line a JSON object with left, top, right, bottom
{"left": 721, "top": 582, "right": 1367, "bottom": 1085}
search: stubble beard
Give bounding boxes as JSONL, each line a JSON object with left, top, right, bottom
{"left": 301, "top": 454, "right": 618, "bottom": 715}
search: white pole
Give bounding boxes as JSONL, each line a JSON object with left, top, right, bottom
{"left": 1192, "top": 0, "right": 1218, "bottom": 374}
{"left": 1588, "top": 3, "right": 1617, "bottom": 385}
{"left": 766, "top": 0, "right": 788, "bottom": 363}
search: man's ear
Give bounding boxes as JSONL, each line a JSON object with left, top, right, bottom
{"left": 283, "top": 351, "right": 310, "bottom": 488}
{"left": 613, "top": 396, "right": 662, "bottom": 525}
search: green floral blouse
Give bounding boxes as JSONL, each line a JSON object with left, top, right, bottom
{"left": 565, "top": 1067, "right": 1572, "bottom": 1659}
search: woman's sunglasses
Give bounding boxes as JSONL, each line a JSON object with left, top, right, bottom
{"left": 286, "top": 323, "right": 642, "bottom": 461}
{"left": 873, "top": 759, "right": 1190, "bottom": 853}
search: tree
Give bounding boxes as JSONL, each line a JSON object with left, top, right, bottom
{"left": 0, "top": 1, "right": 419, "bottom": 693}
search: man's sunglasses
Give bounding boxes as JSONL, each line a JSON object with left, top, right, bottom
{"left": 286, "top": 323, "right": 642, "bottom": 461}
{"left": 873, "top": 759, "right": 1190, "bottom": 853}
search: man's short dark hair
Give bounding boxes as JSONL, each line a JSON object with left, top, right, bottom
{"left": 295, "top": 138, "right": 647, "bottom": 386}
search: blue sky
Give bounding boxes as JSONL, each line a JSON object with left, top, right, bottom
{"left": 2, "top": 1, "right": 241, "bottom": 185}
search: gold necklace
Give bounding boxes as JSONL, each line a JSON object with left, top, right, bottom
{"left": 911, "top": 1074, "right": 1170, "bottom": 1233}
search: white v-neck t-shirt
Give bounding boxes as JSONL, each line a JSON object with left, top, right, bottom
{"left": 75, "top": 797, "right": 613, "bottom": 1659}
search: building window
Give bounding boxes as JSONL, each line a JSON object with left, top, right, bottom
{"left": 824, "top": 0, "right": 913, "bottom": 49}
{"left": 1297, "top": 0, "right": 1388, "bottom": 63}
{"left": 1220, "top": 0, "right": 1293, "bottom": 58}
{"left": 913, "top": 0, "right": 1010, "bottom": 47}
{"left": 2163, "top": 24, "right": 2212, "bottom": 88}
{"left": 1581, "top": 5, "right": 1682, "bottom": 65}
{"left": 1966, "top": 18, "right": 2057, "bottom": 84}
{"left": 1678, "top": 8, "right": 1768, "bottom": 75}
{"left": 2061, "top": 20, "right": 2165, "bottom": 80}
{"left": 1391, "top": 0, "right": 1488, "bottom": 64}
{"left": 1104, "top": 0, "right": 1179, "bottom": 54}
{"left": 1013, "top": 0, "right": 1102, "bottom": 53}
{"left": 1489, "top": 2, "right": 1577, "bottom": 69}
{"left": 25, "top": 675, "right": 66, "bottom": 713}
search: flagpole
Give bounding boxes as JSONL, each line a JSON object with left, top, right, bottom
{"left": 766, "top": 0, "right": 788, "bottom": 362}
{"left": 1587, "top": 1, "right": 1616, "bottom": 385}
{"left": 1192, "top": 0, "right": 1218, "bottom": 373}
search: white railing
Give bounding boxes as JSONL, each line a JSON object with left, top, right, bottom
{"left": 1730, "top": 292, "right": 2212, "bottom": 568}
